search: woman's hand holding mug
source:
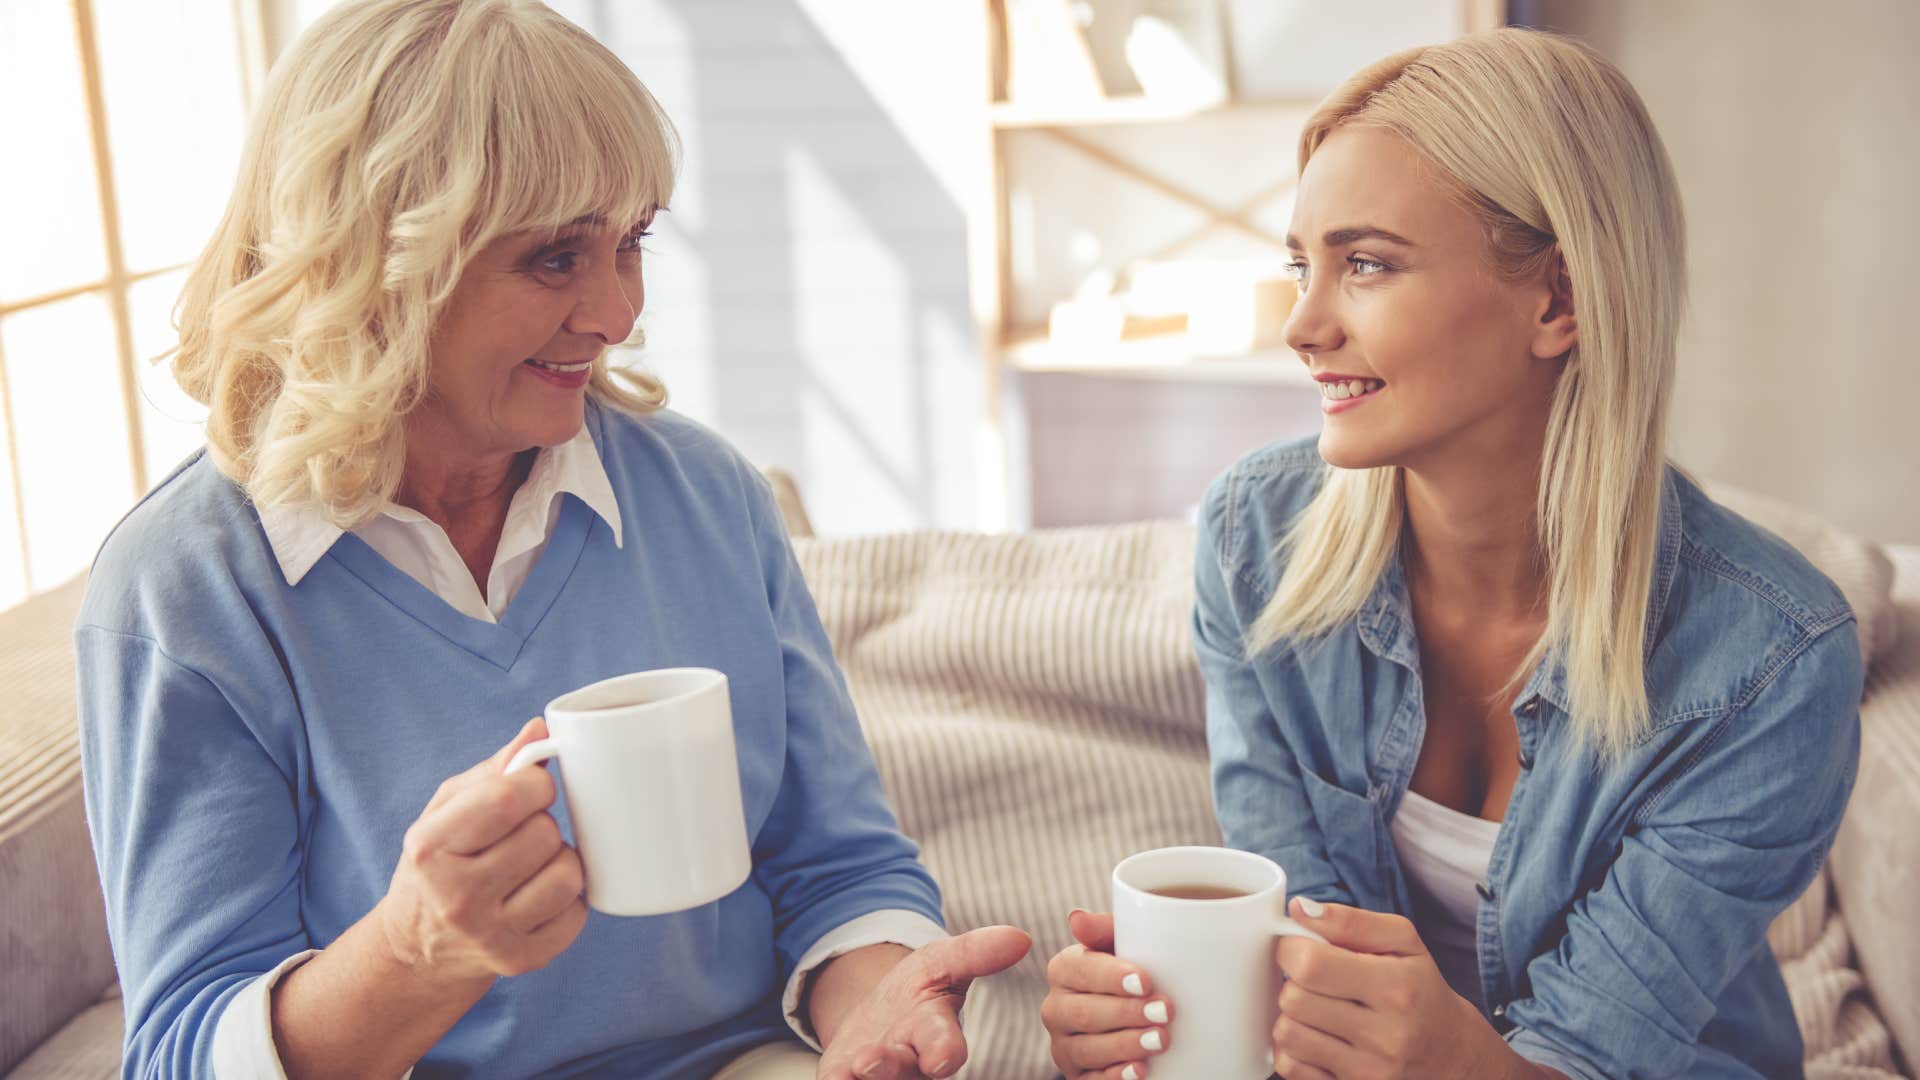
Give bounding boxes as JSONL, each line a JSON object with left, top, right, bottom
{"left": 1053, "top": 846, "right": 1328, "bottom": 1080}
{"left": 374, "top": 717, "right": 590, "bottom": 984}
{"left": 1271, "top": 899, "right": 1552, "bottom": 1080}
{"left": 1041, "top": 909, "right": 1175, "bottom": 1080}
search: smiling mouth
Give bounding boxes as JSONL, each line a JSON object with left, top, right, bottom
{"left": 524, "top": 358, "right": 593, "bottom": 374}
{"left": 1318, "top": 377, "right": 1384, "bottom": 401}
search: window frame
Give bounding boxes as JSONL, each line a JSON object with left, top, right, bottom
{"left": 0, "top": 0, "right": 275, "bottom": 597}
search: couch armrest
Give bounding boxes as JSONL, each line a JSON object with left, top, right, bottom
{"left": 1830, "top": 587, "right": 1920, "bottom": 1074}
{"left": 0, "top": 575, "right": 117, "bottom": 1075}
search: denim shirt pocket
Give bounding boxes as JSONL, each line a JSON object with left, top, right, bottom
{"left": 1296, "top": 767, "right": 1386, "bottom": 900}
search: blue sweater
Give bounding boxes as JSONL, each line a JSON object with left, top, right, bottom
{"left": 76, "top": 404, "right": 944, "bottom": 1079}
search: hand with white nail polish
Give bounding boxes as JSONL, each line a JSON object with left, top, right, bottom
{"left": 1270, "top": 898, "right": 1564, "bottom": 1080}
{"left": 1040, "top": 909, "right": 1174, "bottom": 1080}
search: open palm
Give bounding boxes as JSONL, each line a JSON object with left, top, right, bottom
{"left": 816, "top": 926, "right": 1032, "bottom": 1080}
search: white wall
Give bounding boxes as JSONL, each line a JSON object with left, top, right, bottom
{"left": 548, "top": 0, "right": 988, "bottom": 536}
{"left": 1530, "top": 0, "right": 1920, "bottom": 543}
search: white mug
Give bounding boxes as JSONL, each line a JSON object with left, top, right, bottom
{"left": 1112, "top": 846, "right": 1327, "bottom": 1079}
{"left": 504, "top": 668, "right": 752, "bottom": 917}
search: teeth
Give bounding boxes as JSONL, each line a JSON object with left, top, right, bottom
{"left": 528, "top": 358, "right": 593, "bottom": 373}
{"left": 1319, "top": 378, "right": 1382, "bottom": 400}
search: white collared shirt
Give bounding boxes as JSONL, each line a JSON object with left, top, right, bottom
{"left": 255, "top": 423, "right": 625, "bottom": 620}
{"left": 222, "top": 426, "right": 943, "bottom": 1076}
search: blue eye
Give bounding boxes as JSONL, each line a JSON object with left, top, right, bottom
{"left": 1351, "top": 256, "right": 1388, "bottom": 275}
{"left": 540, "top": 251, "right": 579, "bottom": 274}
{"left": 617, "top": 229, "right": 653, "bottom": 256}
{"left": 1283, "top": 260, "right": 1310, "bottom": 287}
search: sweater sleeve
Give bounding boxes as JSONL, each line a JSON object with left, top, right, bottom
{"left": 76, "top": 625, "right": 312, "bottom": 1080}
{"left": 735, "top": 471, "right": 947, "bottom": 983}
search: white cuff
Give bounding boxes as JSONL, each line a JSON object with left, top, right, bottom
{"left": 212, "top": 949, "right": 415, "bottom": 1080}
{"left": 780, "top": 910, "right": 949, "bottom": 1051}
{"left": 212, "top": 950, "right": 319, "bottom": 1080}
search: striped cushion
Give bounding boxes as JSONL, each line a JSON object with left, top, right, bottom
{"left": 0, "top": 575, "right": 117, "bottom": 1078}
{"left": 795, "top": 522, "right": 1215, "bottom": 1078}
{"left": 793, "top": 512, "right": 1907, "bottom": 1078}
{"left": 1825, "top": 546, "right": 1920, "bottom": 1071}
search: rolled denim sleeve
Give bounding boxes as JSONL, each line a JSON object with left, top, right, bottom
{"left": 1193, "top": 479, "right": 1356, "bottom": 906}
{"left": 1502, "top": 621, "right": 1862, "bottom": 1079}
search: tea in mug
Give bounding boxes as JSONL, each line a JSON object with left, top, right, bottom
{"left": 1146, "top": 884, "right": 1249, "bottom": 900}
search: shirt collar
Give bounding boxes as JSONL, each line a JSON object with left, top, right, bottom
{"left": 255, "top": 420, "right": 623, "bottom": 588}
{"left": 1359, "top": 467, "right": 1683, "bottom": 716}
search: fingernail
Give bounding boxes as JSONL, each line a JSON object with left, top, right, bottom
{"left": 1123, "top": 1066, "right": 1140, "bottom": 1080}
{"left": 1296, "top": 896, "right": 1325, "bottom": 919}
{"left": 1122, "top": 972, "right": 1145, "bottom": 996}
{"left": 1144, "top": 1000, "right": 1168, "bottom": 1024}
{"left": 1140, "top": 1028, "right": 1164, "bottom": 1052}
{"left": 1068, "top": 907, "right": 1088, "bottom": 920}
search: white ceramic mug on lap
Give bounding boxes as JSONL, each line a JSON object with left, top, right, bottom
{"left": 1112, "top": 845, "right": 1328, "bottom": 1079}
{"left": 504, "top": 667, "right": 752, "bottom": 917}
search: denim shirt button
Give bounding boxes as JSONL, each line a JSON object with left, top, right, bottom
{"left": 1517, "top": 747, "right": 1535, "bottom": 769}
{"left": 1492, "top": 1002, "right": 1507, "bottom": 1019}
{"left": 1476, "top": 880, "right": 1495, "bottom": 902}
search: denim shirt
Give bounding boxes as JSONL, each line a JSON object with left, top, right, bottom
{"left": 1194, "top": 437, "right": 1862, "bottom": 1080}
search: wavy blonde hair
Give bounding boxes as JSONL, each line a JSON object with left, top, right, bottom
{"left": 1246, "top": 29, "right": 1687, "bottom": 756}
{"left": 170, "top": 0, "right": 677, "bottom": 526}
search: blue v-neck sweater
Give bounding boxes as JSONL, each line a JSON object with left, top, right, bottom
{"left": 76, "top": 404, "right": 943, "bottom": 1079}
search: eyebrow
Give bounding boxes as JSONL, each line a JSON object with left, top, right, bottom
{"left": 522, "top": 210, "right": 659, "bottom": 252}
{"left": 1284, "top": 226, "right": 1418, "bottom": 250}
{"left": 546, "top": 207, "right": 660, "bottom": 232}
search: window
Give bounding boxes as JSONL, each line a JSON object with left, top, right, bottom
{"left": 0, "top": 0, "right": 265, "bottom": 609}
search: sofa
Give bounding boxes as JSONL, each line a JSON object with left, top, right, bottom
{"left": 3, "top": 478, "right": 1915, "bottom": 1078}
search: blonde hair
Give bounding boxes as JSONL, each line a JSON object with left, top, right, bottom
{"left": 1246, "top": 29, "right": 1687, "bottom": 756}
{"left": 170, "top": 0, "right": 677, "bottom": 526}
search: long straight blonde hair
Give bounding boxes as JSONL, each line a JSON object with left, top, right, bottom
{"left": 170, "top": 0, "right": 678, "bottom": 527}
{"left": 1246, "top": 29, "right": 1688, "bottom": 756}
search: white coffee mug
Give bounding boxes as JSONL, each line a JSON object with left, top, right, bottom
{"left": 1112, "top": 846, "right": 1327, "bottom": 1079}
{"left": 504, "top": 668, "right": 752, "bottom": 917}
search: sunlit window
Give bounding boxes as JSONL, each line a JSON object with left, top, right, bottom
{"left": 0, "top": 0, "right": 254, "bottom": 609}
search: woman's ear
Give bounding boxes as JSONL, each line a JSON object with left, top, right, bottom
{"left": 1530, "top": 249, "right": 1579, "bottom": 361}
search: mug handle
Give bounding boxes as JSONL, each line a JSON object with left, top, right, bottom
{"left": 504, "top": 738, "right": 561, "bottom": 776}
{"left": 1275, "top": 916, "right": 1328, "bottom": 945}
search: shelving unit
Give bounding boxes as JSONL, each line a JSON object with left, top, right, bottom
{"left": 1004, "top": 329, "right": 1315, "bottom": 387}
{"left": 968, "top": 1, "right": 1507, "bottom": 527}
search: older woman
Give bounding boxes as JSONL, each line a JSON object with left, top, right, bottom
{"left": 1040, "top": 29, "right": 1861, "bottom": 1080}
{"left": 76, "top": 2, "right": 1026, "bottom": 1077}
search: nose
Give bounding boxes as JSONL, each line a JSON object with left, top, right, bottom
{"left": 1281, "top": 275, "right": 1344, "bottom": 358}
{"left": 564, "top": 256, "right": 641, "bottom": 344}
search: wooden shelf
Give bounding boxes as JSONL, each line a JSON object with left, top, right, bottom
{"left": 988, "top": 95, "right": 1303, "bottom": 129}
{"left": 1002, "top": 331, "right": 1316, "bottom": 388}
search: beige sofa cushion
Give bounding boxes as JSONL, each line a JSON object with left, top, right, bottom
{"left": 5, "top": 987, "right": 119, "bottom": 1080}
{"left": 796, "top": 522, "right": 1216, "bottom": 1078}
{"left": 1828, "top": 547, "right": 1920, "bottom": 1071}
{"left": 794, "top": 501, "right": 1909, "bottom": 1078}
{"left": 0, "top": 576, "right": 116, "bottom": 1078}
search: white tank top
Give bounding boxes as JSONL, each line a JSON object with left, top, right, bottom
{"left": 1388, "top": 789, "right": 1502, "bottom": 1010}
